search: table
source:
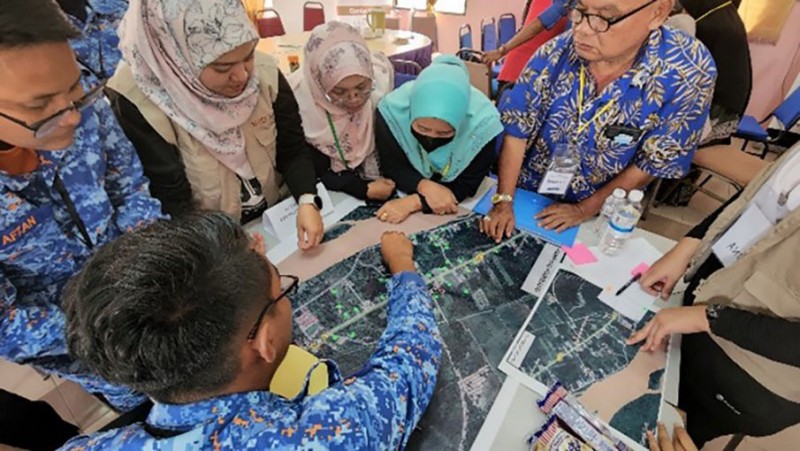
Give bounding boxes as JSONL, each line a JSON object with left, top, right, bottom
{"left": 256, "top": 29, "right": 433, "bottom": 74}
{"left": 471, "top": 226, "right": 685, "bottom": 451}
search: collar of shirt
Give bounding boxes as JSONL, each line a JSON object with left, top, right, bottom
{"left": 0, "top": 149, "right": 66, "bottom": 193}
{"left": 146, "top": 359, "right": 343, "bottom": 432}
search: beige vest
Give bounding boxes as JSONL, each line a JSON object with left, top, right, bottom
{"left": 108, "top": 53, "right": 289, "bottom": 219}
{"left": 687, "top": 145, "right": 800, "bottom": 403}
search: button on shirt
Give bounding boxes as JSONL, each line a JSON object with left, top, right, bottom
{"left": 61, "top": 273, "right": 443, "bottom": 451}
{"left": 499, "top": 27, "right": 716, "bottom": 202}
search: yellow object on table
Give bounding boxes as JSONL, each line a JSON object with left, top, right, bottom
{"left": 269, "top": 344, "right": 329, "bottom": 399}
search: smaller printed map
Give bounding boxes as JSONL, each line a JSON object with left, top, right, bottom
{"left": 500, "top": 269, "right": 666, "bottom": 447}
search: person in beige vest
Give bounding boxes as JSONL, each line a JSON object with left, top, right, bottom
{"left": 628, "top": 142, "right": 800, "bottom": 446}
{"left": 106, "top": 0, "right": 324, "bottom": 250}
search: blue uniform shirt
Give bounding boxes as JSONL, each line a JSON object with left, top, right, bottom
{"left": 499, "top": 27, "right": 716, "bottom": 202}
{"left": 61, "top": 273, "right": 443, "bottom": 450}
{"left": 66, "top": 0, "right": 128, "bottom": 77}
{"left": 0, "top": 96, "right": 163, "bottom": 411}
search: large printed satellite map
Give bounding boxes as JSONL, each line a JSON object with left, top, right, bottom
{"left": 280, "top": 209, "right": 546, "bottom": 450}
{"left": 500, "top": 269, "right": 667, "bottom": 447}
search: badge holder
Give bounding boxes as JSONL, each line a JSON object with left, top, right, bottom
{"left": 538, "top": 142, "right": 580, "bottom": 197}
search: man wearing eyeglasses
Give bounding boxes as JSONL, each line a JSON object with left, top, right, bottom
{"left": 60, "top": 212, "right": 442, "bottom": 450}
{"left": 0, "top": 0, "right": 162, "bottom": 415}
{"left": 481, "top": 0, "right": 717, "bottom": 241}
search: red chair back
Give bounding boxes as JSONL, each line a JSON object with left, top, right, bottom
{"left": 303, "top": 1, "right": 325, "bottom": 32}
{"left": 256, "top": 9, "right": 285, "bottom": 38}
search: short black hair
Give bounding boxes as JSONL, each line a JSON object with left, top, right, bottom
{"left": 64, "top": 212, "right": 272, "bottom": 403}
{"left": 0, "top": 0, "right": 81, "bottom": 49}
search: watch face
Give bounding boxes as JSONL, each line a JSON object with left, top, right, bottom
{"left": 313, "top": 195, "right": 323, "bottom": 210}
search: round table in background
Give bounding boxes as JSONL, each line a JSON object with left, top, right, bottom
{"left": 257, "top": 29, "right": 433, "bottom": 74}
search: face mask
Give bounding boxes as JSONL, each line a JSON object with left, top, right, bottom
{"left": 411, "top": 128, "right": 454, "bottom": 152}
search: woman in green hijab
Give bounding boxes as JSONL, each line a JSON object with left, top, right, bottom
{"left": 375, "top": 55, "right": 503, "bottom": 223}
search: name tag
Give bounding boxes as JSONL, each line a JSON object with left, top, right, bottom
{"left": 262, "top": 182, "right": 334, "bottom": 241}
{"left": 712, "top": 203, "right": 773, "bottom": 267}
{"left": 538, "top": 171, "right": 574, "bottom": 196}
{"left": 1, "top": 205, "right": 54, "bottom": 249}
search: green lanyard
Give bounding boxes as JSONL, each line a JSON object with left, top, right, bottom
{"left": 417, "top": 145, "right": 452, "bottom": 178}
{"left": 326, "top": 112, "right": 351, "bottom": 170}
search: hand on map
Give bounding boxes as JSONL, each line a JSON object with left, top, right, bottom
{"left": 376, "top": 196, "right": 420, "bottom": 224}
{"left": 417, "top": 180, "right": 458, "bottom": 215}
{"left": 536, "top": 202, "right": 590, "bottom": 232}
{"left": 297, "top": 204, "right": 324, "bottom": 251}
{"left": 250, "top": 232, "right": 266, "bottom": 256}
{"left": 479, "top": 202, "right": 515, "bottom": 243}
{"left": 367, "top": 178, "right": 396, "bottom": 201}
{"left": 640, "top": 238, "right": 700, "bottom": 299}
{"left": 380, "top": 231, "right": 416, "bottom": 274}
{"left": 647, "top": 422, "right": 697, "bottom": 451}
{"left": 627, "top": 306, "right": 710, "bottom": 352}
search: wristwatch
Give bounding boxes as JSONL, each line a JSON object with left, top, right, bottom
{"left": 491, "top": 193, "right": 513, "bottom": 205}
{"left": 298, "top": 194, "right": 323, "bottom": 210}
{"left": 705, "top": 304, "right": 725, "bottom": 329}
{"left": 498, "top": 45, "right": 508, "bottom": 56}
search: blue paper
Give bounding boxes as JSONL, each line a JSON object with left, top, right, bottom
{"left": 473, "top": 186, "right": 579, "bottom": 248}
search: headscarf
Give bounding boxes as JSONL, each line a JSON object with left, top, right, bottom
{"left": 378, "top": 55, "right": 503, "bottom": 183}
{"left": 118, "top": 0, "right": 260, "bottom": 179}
{"left": 288, "top": 22, "right": 392, "bottom": 179}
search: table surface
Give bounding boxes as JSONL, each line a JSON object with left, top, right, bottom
{"left": 246, "top": 187, "right": 683, "bottom": 451}
{"left": 257, "top": 29, "right": 432, "bottom": 74}
{"left": 470, "top": 226, "right": 684, "bottom": 451}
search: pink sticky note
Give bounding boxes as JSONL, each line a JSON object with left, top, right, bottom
{"left": 562, "top": 243, "right": 598, "bottom": 266}
{"left": 630, "top": 262, "right": 651, "bottom": 277}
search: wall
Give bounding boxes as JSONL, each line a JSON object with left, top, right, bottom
{"left": 268, "top": 0, "right": 528, "bottom": 54}
{"left": 393, "top": 0, "right": 528, "bottom": 54}
{"left": 745, "top": 1, "right": 800, "bottom": 122}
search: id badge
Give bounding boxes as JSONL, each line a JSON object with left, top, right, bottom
{"left": 539, "top": 143, "right": 579, "bottom": 196}
{"left": 711, "top": 203, "right": 773, "bottom": 267}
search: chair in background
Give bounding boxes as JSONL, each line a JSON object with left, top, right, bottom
{"left": 459, "top": 24, "right": 473, "bottom": 50}
{"left": 481, "top": 18, "right": 498, "bottom": 53}
{"left": 498, "top": 13, "right": 517, "bottom": 47}
{"left": 457, "top": 49, "right": 493, "bottom": 99}
{"left": 412, "top": 11, "right": 439, "bottom": 52}
{"left": 391, "top": 59, "right": 423, "bottom": 89}
{"left": 303, "top": 1, "right": 325, "bottom": 32}
{"left": 386, "top": 16, "right": 401, "bottom": 30}
{"left": 256, "top": 8, "right": 286, "bottom": 38}
{"left": 734, "top": 86, "right": 800, "bottom": 158}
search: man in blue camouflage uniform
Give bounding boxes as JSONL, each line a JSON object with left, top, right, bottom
{"left": 57, "top": 0, "right": 128, "bottom": 78}
{"left": 0, "top": 0, "right": 162, "bottom": 412}
{"left": 61, "top": 213, "right": 442, "bottom": 450}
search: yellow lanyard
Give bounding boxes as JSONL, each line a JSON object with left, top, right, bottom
{"left": 577, "top": 66, "right": 616, "bottom": 135}
{"left": 418, "top": 145, "right": 452, "bottom": 178}
{"left": 696, "top": 1, "right": 732, "bottom": 23}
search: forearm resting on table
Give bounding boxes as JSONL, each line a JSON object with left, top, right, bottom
{"left": 580, "top": 166, "right": 653, "bottom": 215}
{"left": 496, "top": 136, "right": 528, "bottom": 196}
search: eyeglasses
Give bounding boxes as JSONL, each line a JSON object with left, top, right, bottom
{"left": 569, "top": 0, "right": 657, "bottom": 33}
{"left": 246, "top": 274, "right": 299, "bottom": 341}
{"left": 324, "top": 80, "right": 375, "bottom": 108}
{"left": 0, "top": 81, "right": 107, "bottom": 139}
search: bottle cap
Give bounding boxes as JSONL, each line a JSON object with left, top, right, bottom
{"left": 612, "top": 188, "right": 626, "bottom": 198}
{"left": 628, "top": 190, "right": 644, "bottom": 202}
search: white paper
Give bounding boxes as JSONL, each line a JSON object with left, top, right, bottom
{"left": 460, "top": 176, "right": 497, "bottom": 211}
{"left": 569, "top": 238, "right": 663, "bottom": 321}
{"left": 521, "top": 244, "right": 564, "bottom": 298}
{"left": 506, "top": 331, "right": 536, "bottom": 368}
{"left": 712, "top": 203, "right": 773, "bottom": 267}
{"left": 262, "top": 183, "right": 336, "bottom": 241}
{"left": 538, "top": 171, "right": 574, "bottom": 195}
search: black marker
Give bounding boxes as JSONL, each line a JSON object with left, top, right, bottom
{"left": 615, "top": 273, "right": 642, "bottom": 296}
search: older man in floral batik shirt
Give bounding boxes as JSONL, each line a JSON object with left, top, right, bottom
{"left": 480, "top": 0, "right": 715, "bottom": 240}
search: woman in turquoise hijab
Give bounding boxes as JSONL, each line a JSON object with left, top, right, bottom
{"left": 375, "top": 55, "right": 503, "bottom": 223}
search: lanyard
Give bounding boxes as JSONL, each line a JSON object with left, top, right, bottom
{"left": 417, "top": 146, "right": 452, "bottom": 178}
{"left": 696, "top": 1, "right": 732, "bottom": 23}
{"left": 325, "top": 112, "right": 351, "bottom": 170}
{"left": 577, "top": 66, "right": 616, "bottom": 135}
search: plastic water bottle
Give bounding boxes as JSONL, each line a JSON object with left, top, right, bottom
{"left": 600, "top": 190, "right": 644, "bottom": 256}
{"left": 593, "top": 188, "right": 627, "bottom": 236}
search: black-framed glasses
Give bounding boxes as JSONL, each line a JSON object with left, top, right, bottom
{"left": 246, "top": 275, "right": 299, "bottom": 341}
{"left": 569, "top": 0, "right": 657, "bottom": 33}
{"left": 0, "top": 81, "right": 107, "bottom": 139}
